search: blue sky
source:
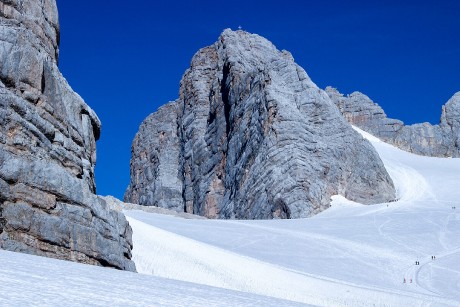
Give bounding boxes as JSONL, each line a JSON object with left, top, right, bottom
{"left": 56, "top": 0, "right": 460, "bottom": 199}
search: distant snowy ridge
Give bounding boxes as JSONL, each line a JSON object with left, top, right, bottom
{"left": 328, "top": 87, "right": 460, "bottom": 158}
{"left": 352, "top": 126, "right": 433, "bottom": 203}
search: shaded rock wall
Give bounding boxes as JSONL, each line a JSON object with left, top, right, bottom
{"left": 125, "top": 30, "right": 396, "bottom": 219}
{"left": 123, "top": 101, "right": 184, "bottom": 212}
{"left": 327, "top": 87, "right": 460, "bottom": 157}
{"left": 0, "top": 0, "right": 135, "bottom": 271}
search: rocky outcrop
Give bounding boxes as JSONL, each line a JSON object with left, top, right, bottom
{"left": 0, "top": 0, "right": 135, "bottom": 271}
{"left": 124, "top": 102, "right": 184, "bottom": 212}
{"left": 125, "top": 29, "right": 396, "bottom": 219}
{"left": 327, "top": 87, "right": 460, "bottom": 157}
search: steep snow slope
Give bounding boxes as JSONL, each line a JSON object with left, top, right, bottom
{"left": 0, "top": 250, "right": 303, "bottom": 306}
{"left": 124, "top": 126, "right": 460, "bottom": 306}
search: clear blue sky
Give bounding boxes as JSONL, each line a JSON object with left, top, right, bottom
{"left": 56, "top": 0, "right": 460, "bottom": 199}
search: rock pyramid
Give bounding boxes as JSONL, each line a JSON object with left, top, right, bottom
{"left": 125, "top": 29, "right": 396, "bottom": 219}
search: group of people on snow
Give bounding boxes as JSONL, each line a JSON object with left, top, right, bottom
{"left": 404, "top": 256, "right": 437, "bottom": 283}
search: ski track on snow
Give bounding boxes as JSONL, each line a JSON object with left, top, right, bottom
{"left": 124, "top": 126, "right": 460, "bottom": 306}
{"left": 126, "top": 216, "right": 457, "bottom": 306}
{"left": 2, "top": 127, "right": 460, "bottom": 306}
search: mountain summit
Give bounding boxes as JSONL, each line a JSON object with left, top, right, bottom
{"left": 125, "top": 29, "right": 396, "bottom": 219}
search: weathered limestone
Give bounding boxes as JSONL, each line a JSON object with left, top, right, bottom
{"left": 327, "top": 87, "right": 460, "bottom": 157}
{"left": 123, "top": 102, "right": 184, "bottom": 212}
{"left": 0, "top": 0, "right": 135, "bottom": 271}
{"left": 126, "top": 29, "right": 396, "bottom": 219}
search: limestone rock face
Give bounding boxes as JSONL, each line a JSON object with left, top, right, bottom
{"left": 124, "top": 101, "right": 184, "bottom": 212}
{"left": 327, "top": 87, "right": 460, "bottom": 157}
{"left": 0, "top": 0, "right": 135, "bottom": 271}
{"left": 125, "top": 29, "right": 396, "bottom": 219}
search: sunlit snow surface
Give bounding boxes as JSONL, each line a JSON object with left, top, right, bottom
{"left": 125, "top": 126, "right": 460, "bottom": 306}
{"left": 1, "top": 126, "right": 460, "bottom": 306}
{"left": 0, "top": 250, "right": 302, "bottom": 306}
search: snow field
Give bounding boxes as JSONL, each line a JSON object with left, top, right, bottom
{"left": 1, "top": 125, "right": 459, "bottom": 306}
{"left": 0, "top": 249, "right": 305, "bottom": 307}
{"left": 128, "top": 216, "right": 444, "bottom": 306}
{"left": 124, "top": 126, "right": 460, "bottom": 306}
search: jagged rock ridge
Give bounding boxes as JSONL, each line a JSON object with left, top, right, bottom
{"left": 327, "top": 87, "right": 460, "bottom": 157}
{"left": 125, "top": 29, "right": 396, "bottom": 219}
{"left": 0, "top": 0, "right": 135, "bottom": 270}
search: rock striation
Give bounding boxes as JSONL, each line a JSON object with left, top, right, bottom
{"left": 125, "top": 29, "right": 396, "bottom": 219}
{"left": 327, "top": 87, "right": 460, "bottom": 157}
{"left": 0, "top": 0, "right": 135, "bottom": 271}
{"left": 124, "top": 102, "right": 184, "bottom": 212}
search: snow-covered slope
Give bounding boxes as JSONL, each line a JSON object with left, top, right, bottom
{"left": 0, "top": 249, "right": 304, "bottom": 306}
{"left": 1, "top": 126, "right": 459, "bottom": 306}
{"left": 124, "top": 126, "right": 460, "bottom": 306}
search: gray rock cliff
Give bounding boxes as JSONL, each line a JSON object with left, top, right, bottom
{"left": 0, "top": 0, "right": 135, "bottom": 271}
{"left": 124, "top": 101, "right": 184, "bottom": 212}
{"left": 327, "top": 87, "right": 460, "bottom": 157}
{"left": 125, "top": 29, "right": 396, "bottom": 219}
